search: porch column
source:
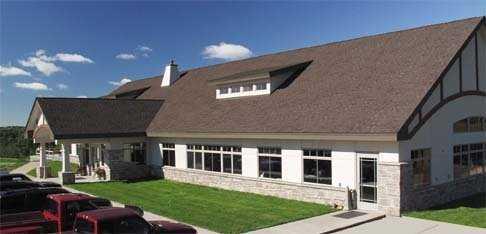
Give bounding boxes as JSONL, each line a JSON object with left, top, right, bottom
{"left": 36, "top": 143, "right": 51, "bottom": 179}
{"left": 59, "top": 143, "right": 75, "bottom": 184}
{"left": 96, "top": 146, "right": 102, "bottom": 167}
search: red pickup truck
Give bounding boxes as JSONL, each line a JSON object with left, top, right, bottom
{"left": 0, "top": 193, "right": 111, "bottom": 233}
{"left": 73, "top": 207, "right": 197, "bottom": 234}
{"left": 0, "top": 193, "right": 197, "bottom": 234}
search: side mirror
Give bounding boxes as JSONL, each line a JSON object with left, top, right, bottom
{"left": 125, "top": 204, "right": 144, "bottom": 217}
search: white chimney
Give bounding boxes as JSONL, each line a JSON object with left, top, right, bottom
{"left": 161, "top": 60, "right": 179, "bottom": 87}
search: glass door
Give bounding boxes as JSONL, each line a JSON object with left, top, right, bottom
{"left": 357, "top": 154, "right": 378, "bottom": 210}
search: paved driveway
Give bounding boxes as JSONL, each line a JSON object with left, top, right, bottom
{"left": 337, "top": 216, "right": 486, "bottom": 234}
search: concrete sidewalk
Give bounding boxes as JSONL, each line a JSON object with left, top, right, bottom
{"left": 10, "top": 161, "right": 37, "bottom": 174}
{"left": 247, "top": 210, "right": 385, "bottom": 234}
{"left": 337, "top": 216, "right": 486, "bottom": 234}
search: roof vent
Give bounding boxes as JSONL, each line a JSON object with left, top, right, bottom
{"left": 161, "top": 60, "right": 179, "bottom": 87}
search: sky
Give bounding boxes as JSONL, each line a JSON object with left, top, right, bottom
{"left": 1, "top": 1, "right": 486, "bottom": 126}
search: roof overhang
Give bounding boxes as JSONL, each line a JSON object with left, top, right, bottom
{"left": 147, "top": 132, "right": 397, "bottom": 142}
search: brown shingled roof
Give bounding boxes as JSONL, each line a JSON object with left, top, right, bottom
{"left": 36, "top": 98, "right": 163, "bottom": 139}
{"left": 33, "top": 17, "right": 485, "bottom": 140}
{"left": 121, "top": 17, "right": 481, "bottom": 136}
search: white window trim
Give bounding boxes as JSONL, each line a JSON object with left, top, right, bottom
{"left": 186, "top": 145, "right": 242, "bottom": 174}
{"left": 216, "top": 81, "right": 271, "bottom": 99}
{"left": 302, "top": 149, "right": 332, "bottom": 185}
{"left": 161, "top": 143, "right": 176, "bottom": 167}
{"left": 257, "top": 147, "right": 282, "bottom": 179}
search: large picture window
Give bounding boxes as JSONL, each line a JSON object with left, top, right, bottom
{"left": 453, "top": 116, "right": 486, "bottom": 133}
{"left": 161, "top": 143, "right": 175, "bottom": 167}
{"left": 186, "top": 145, "right": 241, "bottom": 174}
{"left": 303, "top": 149, "right": 332, "bottom": 185}
{"left": 258, "top": 147, "right": 282, "bottom": 179}
{"left": 411, "top": 149, "right": 431, "bottom": 188}
{"left": 454, "top": 143, "right": 485, "bottom": 179}
{"left": 122, "top": 143, "right": 146, "bottom": 164}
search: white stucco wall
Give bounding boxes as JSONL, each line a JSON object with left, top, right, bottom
{"left": 479, "top": 25, "right": 486, "bottom": 92}
{"left": 462, "top": 35, "right": 477, "bottom": 91}
{"left": 146, "top": 137, "right": 398, "bottom": 191}
{"left": 400, "top": 95, "right": 486, "bottom": 185}
{"left": 442, "top": 59, "right": 460, "bottom": 98}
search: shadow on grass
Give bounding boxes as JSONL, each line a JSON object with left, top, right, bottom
{"left": 427, "top": 193, "right": 486, "bottom": 210}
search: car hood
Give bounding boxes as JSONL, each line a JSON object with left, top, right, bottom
{"left": 37, "top": 181, "right": 62, "bottom": 187}
{"left": 149, "top": 220, "right": 197, "bottom": 234}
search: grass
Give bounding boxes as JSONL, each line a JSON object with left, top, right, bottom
{"left": 406, "top": 193, "right": 486, "bottom": 228}
{"left": 0, "top": 157, "right": 29, "bottom": 172}
{"left": 27, "top": 160, "right": 79, "bottom": 178}
{"left": 69, "top": 180, "right": 335, "bottom": 233}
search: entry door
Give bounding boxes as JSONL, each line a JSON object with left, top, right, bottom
{"left": 357, "top": 153, "right": 378, "bottom": 210}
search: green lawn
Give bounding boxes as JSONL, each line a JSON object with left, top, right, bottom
{"left": 406, "top": 193, "right": 486, "bottom": 228}
{"left": 69, "top": 180, "right": 335, "bottom": 233}
{"left": 0, "top": 157, "right": 29, "bottom": 172}
{"left": 27, "top": 160, "right": 79, "bottom": 178}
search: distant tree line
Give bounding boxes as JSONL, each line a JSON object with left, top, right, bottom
{"left": 0, "top": 126, "right": 36, "bottom": 158}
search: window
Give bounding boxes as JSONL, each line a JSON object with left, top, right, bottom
{"left": 303, "top": 149, "right": 332, "bottom": 185}
{"left": 161, "top": 143, "right": 175, "bottom": 167}
{"left": 411, "top": 149, "right": 431, "bottom": 188}
{"left": 258, "top": 147, "right": 282, "bottom": 179}
{"left": 220, "top": 87, "right": 229, "bottom": 94}
{"left": 256, "top": 83, "right": 267, "bottom": 90}
{"left": 243, "top": 84, "right": 253, "bottom": 92}
{"left": 104, "top": 216, "right": 150, "bottom": 234}
{"left": 454, "top": 143, "right": 485, "bottom": 179}
{"left": 122, "top": 143, "right": 146, "bottom": 164}
{"left": 453, "top": 117, "right": 486, "bottom": 133}
{"left": 187, "top": 145, "right": 241, "bottom": 174}
{"left": 230, "top": 86, "right": 240, "bottom": 93}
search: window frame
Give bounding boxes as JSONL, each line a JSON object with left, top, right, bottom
{"left": 258, "top": 147, "right": 282, "bottom": 179}
{"left": 186, "top": 145, "right": 242, "bottom": 175}
{"left": 302, "top": 149, "right": 332, "bottom": 185}
{"left": 161, "top": 143, "right": 176, "bottom": 167}
{"left": 454, "top": 142, "right": 486, "bottom": 179}
{"left": 410, "top": 148, "right": 431, "bottom": 188}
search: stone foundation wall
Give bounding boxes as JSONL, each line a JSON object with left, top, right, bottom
{"left": 105, "top": 149, "right": 152, "bottom": 181}
{"left": 402, "top": 168, "right": 486, "bottom": 211}
{"left": 377, "top": 162, "right": 406, "bottom": 216}
{"left": 163, "top": 167, "right": 348, "bottom": 207}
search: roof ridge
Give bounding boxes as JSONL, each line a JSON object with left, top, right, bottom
{"left": 180, "top": 16, "right": 483, "bottom": 74}
{"left": 36, "top": 97, "right": 162, "bottom": 102}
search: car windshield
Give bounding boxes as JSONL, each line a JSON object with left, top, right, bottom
{"left": 0, "top": 174, "right": 31, "bottom": 182}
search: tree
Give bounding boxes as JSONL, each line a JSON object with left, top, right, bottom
{"left": 0, "top": 126, "right": 36, "bottom": 157}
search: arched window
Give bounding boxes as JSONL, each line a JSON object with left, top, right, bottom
{"left": 453, "top": 116, "right": 486, "bottom": 133}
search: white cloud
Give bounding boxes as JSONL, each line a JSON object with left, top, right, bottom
{"left": 109, "top": 78, "right": 132, "bottom": 86}
{"left": 18, "top": 49, "right": 93, "bottom": 76}
{"left": 19, "top": 57, "right": 63, "bottom": 76}
{"left": 116, "top": 53, "right": 136, "bottom": 60}
{"left": 202, "top": 42, "right": 252, "bottom": 61}
{"left": 0, "top": 65, "right": 32, "bottom": 77}
{"left": 57, "top": 83, "right": 68, "bottom": 90}
{"left": 14, "top": 82, "right": 50, "bottom": 91}
{"left": 76, "top": 95, "right": 88, "bottom": 98}
{"left": 137, "top": 45, "right": 152, "bottom": 52}
{"left": 55, "top": 53, "right": 94, "bottom": 63}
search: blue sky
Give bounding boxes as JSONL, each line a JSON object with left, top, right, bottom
{"left": 1, "top": 1, "right": 485, "bottom": 126}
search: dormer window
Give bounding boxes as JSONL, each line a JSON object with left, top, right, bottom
{"left": 220, "top": 87, "right": 229, "bottom": 94}
{"left": 209, "top": 61, "right": 312, "bottom": 99}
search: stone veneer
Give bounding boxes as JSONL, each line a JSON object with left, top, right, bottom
{"left": 377, "top": 162, "right": 406, "bottom": 216}
{"left": 402, "top": 166, "right": 486, "bottom": 211}
{"left": 163, "top": 167, "right": 349, "bottom": 208}
{"left": 104, "top": 149, "right": 153, "bottom": 181}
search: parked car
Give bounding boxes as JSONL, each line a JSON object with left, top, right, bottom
{"left": 0, "top": 173, "right": 32, "bottom": 182}
{"left": 0, "top": 173, "right": 61, "bottom": 192}
{"left": 0, "top": 193, "right": 112, "bottom": 233}
{"left": 0, "top": 187, "right": 70, "bottom": 215}
{"left": 74, "top": 207, "right": 197, "bottom": 234}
